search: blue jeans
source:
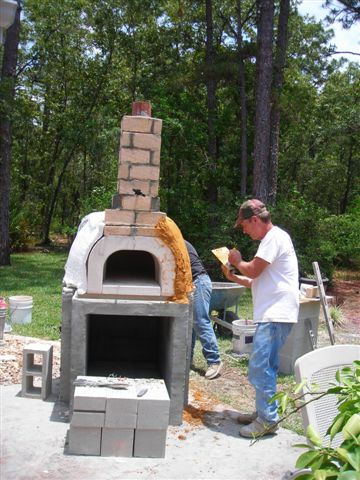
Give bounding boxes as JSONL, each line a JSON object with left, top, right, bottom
{"left": 191, "top": 274, "right": 220, "bottom": 365}
{"left": 248, "top": 322, "right": 293, "bottom": 423}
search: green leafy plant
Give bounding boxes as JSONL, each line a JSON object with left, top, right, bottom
{"left": 273, "top": 361, "right": 360, "bottom": 479}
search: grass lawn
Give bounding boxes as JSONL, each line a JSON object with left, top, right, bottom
{"left": 0, "top": 251, "right": 68, "bottom": 340}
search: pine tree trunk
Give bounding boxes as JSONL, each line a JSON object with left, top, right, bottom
{"left": 253, "top": 0, "right": 274, "bottom": 202}
{"left": 0, "top": 2, "right": 21, "bottom": 266}
{"left": 205, "top": 0, "right": 218, "bottom": 206}
{"left": 236, "top": 0, "right": 248, "bottom": 197}
{"left": 268, "top": 0, "right": 290, "bottom": 206}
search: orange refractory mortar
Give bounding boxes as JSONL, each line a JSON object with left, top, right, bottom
{"left": 155, "top": 216, "right": 193, "bottom": 303}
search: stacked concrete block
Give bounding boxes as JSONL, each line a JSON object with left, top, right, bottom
{"left": 68, "top": 425, "right": 102, "bottom": 456}
{"left": 102, "top": 383, "right": 138, "bottom": 457}
{"left": 105, "top": 113, "right": 164, "bottom": 232}
{"left": 22, "top": 343, "right": 53, "bottom": 400}
{"left": 134, "top": 379, "right": 170, "bottom": 458}
{"left": 68, "top": 377, "right": 170, "bottom": 458}
{"left": 68, "top": 381, "right": 107, "bottom": 455}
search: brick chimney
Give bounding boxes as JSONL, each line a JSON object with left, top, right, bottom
{"left": 104, "top": 101, "right": 165, "bottom": 236}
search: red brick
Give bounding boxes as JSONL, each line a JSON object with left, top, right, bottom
{"left": 104, "top": 225, "right": 132, "bottom": 236}
{"left": 118, "top": 179, "right": 150, "bottom": 195}
{"left": 120, "top": 147, "right": 150, "bottom": 164}
{"left": 121, "top": 195, "right": 152, "bottom": 211}
{"left": 135, "top": 211, "right": 166, "bottom": 225}
{"left": 132, "top": 132, "right": 161, "bottom": 151}
{"left": 150, "top": 181, "right": 159, "bottom": 196}
{"left": 131, "top": 165, "right": 160, "bottom": 181}
{"left": 150, "top": 150, "right": 160, "bottom": 165}
{"left": 105, "top": 209, "right": 135, "bottom": 225}
{"left": 118, "top": 164, "right": 130, "bottom": 179}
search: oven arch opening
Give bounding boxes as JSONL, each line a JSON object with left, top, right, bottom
{"left": 104, "top": 250, "right": 157, "bottom": 284}
{"left": 102, "top": 249, "right": 161, "bottom": 295}
{"left": 86, "top": 235, "right": 177, "bottom": 297}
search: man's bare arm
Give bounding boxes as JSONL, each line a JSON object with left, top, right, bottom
{"left": 228, "top": 249, "right": 269, "bottom": 279}
{"left": 221, "top": 265, "right": 253, "bottom": 288}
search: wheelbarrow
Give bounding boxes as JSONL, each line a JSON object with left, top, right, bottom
{"left": 209, "top": 282, "right": 246, "bottom": 335}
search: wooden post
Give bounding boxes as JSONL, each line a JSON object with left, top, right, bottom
{"left": 312, "top": 261, "right": 335, "bottom": 345}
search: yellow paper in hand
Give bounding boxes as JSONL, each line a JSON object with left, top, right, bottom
{"left": 212, "top": 247, "right": 237, "bottom": 273}
{"left": 211, "top": 247, "right": 231, "bottom": 266}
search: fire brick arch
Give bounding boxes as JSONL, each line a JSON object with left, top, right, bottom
{"left": 86, "top": 235, "right": 176, "bottom": 297}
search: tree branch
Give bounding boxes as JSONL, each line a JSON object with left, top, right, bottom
{"left": 331, "top": 50, "right": 360, "bottom": 56}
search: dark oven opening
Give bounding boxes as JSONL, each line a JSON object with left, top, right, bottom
{"left": 87, "top": 314, "right": 172, "bottom": 379}
{"left": 104, "top": 250, "right": 157, "bottom": 285}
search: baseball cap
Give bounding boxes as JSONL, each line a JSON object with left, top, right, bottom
{"left": 234, "top": 199, "right": 267, "bottom": 228}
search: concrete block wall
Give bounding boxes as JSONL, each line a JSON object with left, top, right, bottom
{"left": 60, "top": 287, "right": 76, "bottom": 403}
{"left": 68, "top": 377, "right": 170, "bottom": 458}
{"left": 65, "top": 294, "right": 192, "bottom": 425}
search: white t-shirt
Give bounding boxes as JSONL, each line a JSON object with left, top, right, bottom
{"left": 252, "top": 226, "right": 299, "bottom": 323}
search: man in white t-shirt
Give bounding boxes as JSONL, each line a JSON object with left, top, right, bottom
{"left": 222, "top": 199, "right": 299, "bottom": 438}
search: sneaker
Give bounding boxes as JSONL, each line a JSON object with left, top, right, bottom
{"left": 237, "top": 411, "right": 257, "bottom": 425}
{"left": 205, "top": 362, "right": 223, "bottom": 379}
{"left": 239, "top": 417, "right": 278, "bottom": 438}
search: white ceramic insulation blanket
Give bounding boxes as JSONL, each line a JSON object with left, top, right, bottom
{"left": 63, "top": 211, "right": 105, "bottom": 294}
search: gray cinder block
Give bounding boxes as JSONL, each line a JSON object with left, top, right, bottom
{"left": 133, "top": 429, "right": 167, "bottom": 458}
{"left": 73, "top": 384, "right": 107, "bottom": 412}
{"left": 136, "top": 379, "right": 170, "bottom": 430}
{"left": 105, "top": 382, "right": 138, "bottom": 428}
{"left": 101, "top": 428, "right": 134, "bottom": 457}
{"left": 68, "top": 425, "right": 101, "bottom": 456}
{"left": 71, "top": 411, "right": 105, "bottom": 428}
{"left": 22, "top": 343, "right": 53, "bottom": 400}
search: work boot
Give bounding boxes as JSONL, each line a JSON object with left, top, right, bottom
{"left": 205, "top": 362, "right": 223, "bottom": 379}
{"left": 237, "top": 411, "right": 257, "bottom": 425}
{"left": 239, "top": 417, "right": 278, "bottom": 438}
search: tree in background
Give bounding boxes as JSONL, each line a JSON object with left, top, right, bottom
{"left": 253, "top": 0, "right": 275, "bottom": 202}
{"left": 236, "top": 0, "right": 254, "bottom": 197}
{"left": 268, "top": 0, "right": 290, "bottom": 205}
{"left": 1, "top": 0, "right": 359, "bottom": 277}
{"left": 0, "top": 0, "right": 21, "bottom": 266}
{"left": 253, "top": 0, "right": 291, "bottom": 204}
{"left": 205, "top": 0, "right": 218, "bottom": 211}
{"left": 325, "top": 0, "right": 360, "bottom": 28}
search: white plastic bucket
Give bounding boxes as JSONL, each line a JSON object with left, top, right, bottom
{"left": 9, "top": 295, "right": 33, "bottom": 324}
{"left": 232, "top": 319, "right": 256, "bottom": 354}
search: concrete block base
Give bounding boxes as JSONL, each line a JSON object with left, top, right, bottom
{"left": 133, "top": 429, "right": 167, "bottom": 458}
{"left": 61, "top": 292, "right": 193, "bottom": 426}
{"left": 68, "top": 426, "right": 101, "bottom": 456}
{"left": 67, "top": 377, "right": 171, "bottom": 458}
{"left": 101, "top": 428, "right": 134, "bottom": 457}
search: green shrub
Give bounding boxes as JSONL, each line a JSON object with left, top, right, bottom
{"left": 273, "top": 192, "right": 360, "bottom": 281}
{"left": 9, "top": 207, "right": 37, "bottom": 251}
{"left": 322, "top": 210, "right": 360, "bottom": 270}
{"left": 78, "top": 186, "right": 114, "bottom": 219}
{"left": 274, "top": 361, "right": 360, "bottom": 479}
